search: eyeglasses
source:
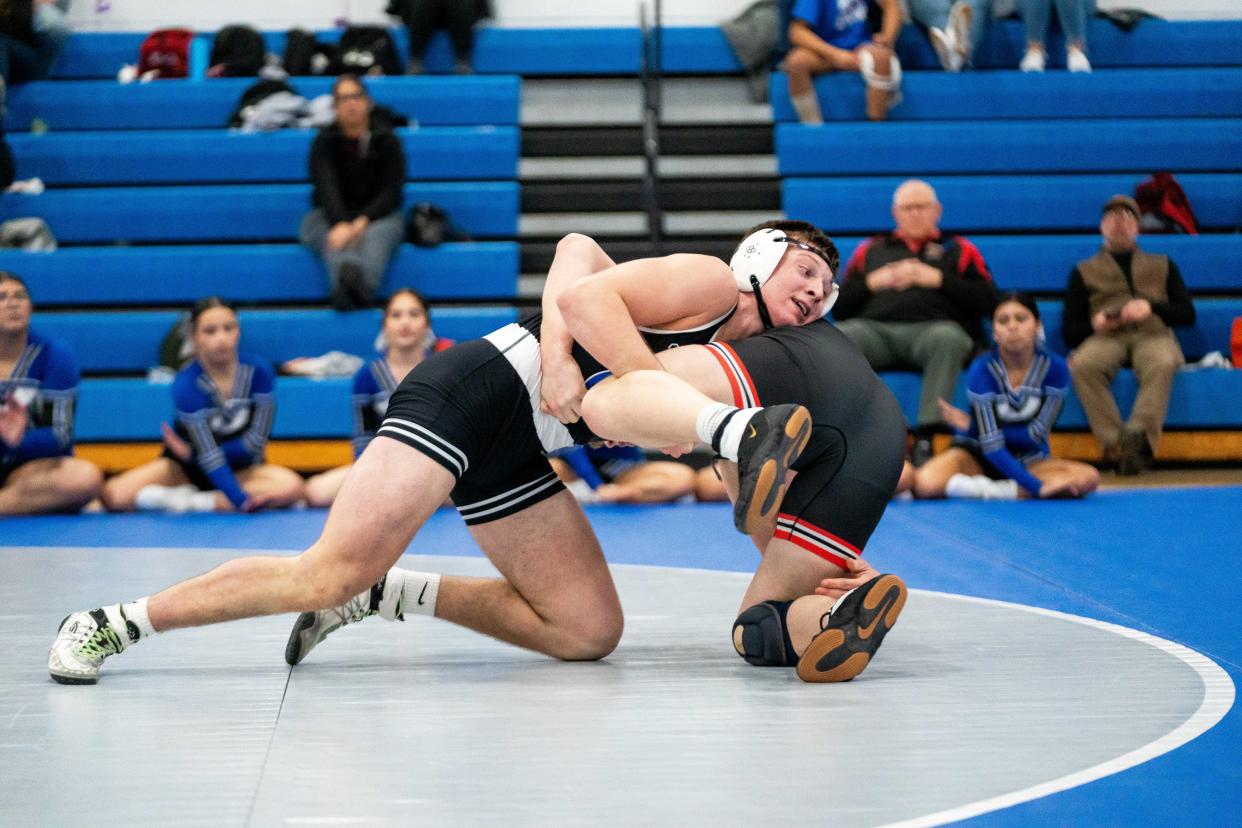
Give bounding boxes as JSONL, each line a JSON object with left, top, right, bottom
{"left": 0, "top": 289, "right": 31, "bottom": 303}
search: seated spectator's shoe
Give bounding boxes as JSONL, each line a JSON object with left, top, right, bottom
{"left": 948, "top": 0, "right": 974, "bottom": 63}
{"left": 406, "top": 59, "right": 425, "bottom": 75}
{"left": 910, "top": 437, "right": 934, "bottom": 468}
{"left": 1116, "top": 428, "right": 1150, "bottom": 476}
{"left": 329, "top": 281, "right": 353, "bottom": 311}
{"left": 337, "top": 262, "right": 372, "bottom": 309}
{"left": 732, "top": 404, "right": 812, "bottom": 535}
{"left": 1066, "top": 47, "right": 1092, "bottom": 73}
{"left": 945, "top": 473, "right": 1019, "bottom": 500}
{"left": 928, "top": 28, "right": 963, "bottom": 72}
{"left": 454, "top": 59, "right": 474, "bottom": 75}
{"left": 797, "top": 574, "right": 907, "bottom": 683}
{"left": 285, "top": 576, "right": 403, "bottom": 666}
{"left": 136, "top": 483, "right": 215, "bottom": 513}
{"left": 1020, "top": 49, "right": 1046, "bottom": 72}
{"left": 48, "top": 610, "right": 129, "bottom": 685}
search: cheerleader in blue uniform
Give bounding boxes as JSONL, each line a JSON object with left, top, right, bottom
{"left": 101, "top": 298, "right": 305, "bottom": 512}
{"left": 305, "top": 289, "right": 446, "bottom": 507}
{"left": 913, "top": 292, "right": 1100, "bottom": 499}
{"left": 0, "top": 272, "right": 102, "bottom": 513}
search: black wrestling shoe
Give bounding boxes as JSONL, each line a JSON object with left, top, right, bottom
{"left": 796, "top": 574, "right": 907, "bottom": 683}
{"left": 732, "top": 404, "right": 812, "bottom": 535}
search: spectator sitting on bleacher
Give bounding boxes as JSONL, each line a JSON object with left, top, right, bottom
{"left": 785, "top": 0, "right": 902, "bottom": 123}
{"left": 388, "top": 0, "right": 481, "bottom": 75}
{"left": 300, "top": 74, "right": 407, "bottom": 311}
{"left": 1063, "top": 194, "right": 1195, "bottom": 476}
{"left": 0, "top": 0, "right": 70, "bottom": 85}
{"left": 832, "top": 179, "right": 997, "bottom": 467}
{"left": 0, "top": 271, "right": 102, "bottom": 514}
{"left": 908, "top": 0, "right": 985, "bottom": 72}
{"left": 100, "top": 297, "right": 305, "bottom": 513}
{"left": 904, "top": 291, "right": 1099, "bottom": 499}
{"left": 1019, "top": 0, "right": 1093, "bottom": 72}
{"left": 304, "top": 288, "right": 450, "bottom": 508}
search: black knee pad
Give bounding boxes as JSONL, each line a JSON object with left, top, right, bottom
{"left": 732, "top": 600, "right": 796, "bottom": 667}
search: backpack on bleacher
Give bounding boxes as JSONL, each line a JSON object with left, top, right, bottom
{"left": 209, "top": 24, "right": 267, "bottom": 77}
{"left": 338, "top": 25, "right": 403, "bottom": 76}
{"left": 1135, "top": 172, "right": 1200, "bottom": 236}
{"left": 283, "top": 28, "right": 343, "bottom": 76}
{"left": 407, "top": 202, "right": 471, "bottom": 247}
{"left": 139, "top": 28, "right": 194, "bottom": 79}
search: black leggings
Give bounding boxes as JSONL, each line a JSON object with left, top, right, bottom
{"left": 404, "top": 0, "right": 476, "bottom": 61}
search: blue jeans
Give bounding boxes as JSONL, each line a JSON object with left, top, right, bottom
{"left": 0, "top": 4, "right": 71, "bottom": 83}
{"left": 300, "top": 209, "right": 406, "bottom": 295}
{"left": 1021, "top": 0, "right": 1094, "bottom": 46}
{"left": 906, "top": 0, "right": 994, "bottom": 63}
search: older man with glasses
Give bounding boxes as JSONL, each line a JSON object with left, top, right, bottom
{"left": 830, "top": 179, "right": 998, "bottom": 467}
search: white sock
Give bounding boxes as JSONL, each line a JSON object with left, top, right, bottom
{"left": 100, "top": 597, "right": 156, "bottom": 647}
{"left": 383, "top": 568, "right": 441, "bottom": 618}
{"left": 695, "top": 403, "right": 736, "bottom": 450}
{"left": 717, "top": 407, "right": 763, "bottom": 462}
{"left": 790, "top": 91, "right": 823, "bottom": 125}
{"left": 946, "top": 474, "right": 1019, "bottom": 500}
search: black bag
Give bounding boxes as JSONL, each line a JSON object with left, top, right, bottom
{"left": 407, "top": 202, "right": 471, "bottom": 247}
{"left": 339, "top": 25, "right": 402, "bottom": 76}
{"left": 283, "top": 28, "right": 317, "bottom": 76}
{"left": 209, "top": 24, "right": 267, "bottom": 77}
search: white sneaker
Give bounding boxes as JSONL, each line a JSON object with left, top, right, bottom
{"left": 929, "top": 27, "right": 963, "bottom": 72}
{"left": 947, "top": 0, "right": 973, "bottom": 64}
{"left": 1067, "top": 47, "right": 1092, "bottom": 73}
{"left": 136, "top": 483, "right": 214, "bottom": 513}
{"left": 284, "top": 576, "right": 403, "bottom": 666}
{"left": 1020, "top": 49, "right": 1046, "bottom": 73}
{"left": 48, "top": 610, "right": 129, "bottom": 685}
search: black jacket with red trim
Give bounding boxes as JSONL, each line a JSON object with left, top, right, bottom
{"left": 833, "top": 232, "right": 998, "bottom": 344}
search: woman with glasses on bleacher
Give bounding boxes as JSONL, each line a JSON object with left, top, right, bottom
{"left": 100, "top": 297, "right": 304, "bottom": 513}
{"left": 304, "top": 288, "right": 449, "bottom": 508}
{"left": 299, "top": 74, "right": 407, "bottom": 311}
{"left": 0, "top": 271, "right": 102, "bottom": 514}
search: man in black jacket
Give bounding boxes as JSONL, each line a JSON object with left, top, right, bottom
{"left": 299, "top": 74, "right": 407, "bottom": 310}
{"left": 1063, "top": 195, "right": 1196, "bottom": 475}
{"left": 831, "top": 179, "right": 997, "bottom": 465}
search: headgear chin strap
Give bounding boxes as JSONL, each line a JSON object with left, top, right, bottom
{"left": 730, "top": 228, "right": 839, "bottom": 329}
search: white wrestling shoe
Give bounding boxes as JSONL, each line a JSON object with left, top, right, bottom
{"left": 48, "top": 610, "right": 130, "bottom": 685}
{"left": 284, "top": 576, "right": 403, "bottom": 666}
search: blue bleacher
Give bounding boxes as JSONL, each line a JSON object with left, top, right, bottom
{"left": 897, "top": 19, "right": 1242, "bottom": 71}
{"left": 882, "top": 367, "right": 1242, "bottom": 432}
{"left": 75, "top": 377, "right": 356, "bottom": 440}
{"left": 33, "top": 306, "right": 518, "bottom": 374}
{"left": 776, "top": 119, "right": 1242, "bottom": 175}
{"left": 5, "top": 75, "right": 520, "bottom": 131}
{"left": 47, "top": 20, "right": 1242, "bottom": 80}
{"left": 784, "top": 174, "right": 1242, "bottom": 234}
{"left": 0, "top": 182, "right": 519, "bottom": 242}
{"left": 833, "top": 235, "right": 1242, "bottom": 294}
{"left": 2, "top": 243, "right": 519, "bottom": 306}
{"left": 9, "top": 127, "right": 518, "bottom": 185}
{"left": 769, "top": 68, "right": 1242, "bottom": 122}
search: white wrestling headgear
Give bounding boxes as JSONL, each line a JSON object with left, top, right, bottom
{"left": 729, "top": 228, "right": 840, "bottom": 326}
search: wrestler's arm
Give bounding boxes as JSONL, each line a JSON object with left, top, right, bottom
{"left": 559, "top": 253, "right": 737, "bottom": 376}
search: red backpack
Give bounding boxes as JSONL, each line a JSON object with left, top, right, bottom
{"left": 1134, "top": 172, "right": 1200, "bottom": 235}
{"left": 139, "top": 28, "right": 194, "bottom": 78}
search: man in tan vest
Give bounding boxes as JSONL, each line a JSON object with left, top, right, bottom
{"left": 1063, "top": 195, "right": 1196, "bottom": 475}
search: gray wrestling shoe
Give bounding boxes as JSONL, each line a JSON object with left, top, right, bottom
{"left": 285, "top": 576, "right": 402, "bottom": 666}
{"left": 796, "top": 574, "right": 907, "bottom": 683}
{"left": 732, "top": 404, "right": 812, "bottom": 535}
{"left": 48, "top": 610, "right": 130, "bottom": 685}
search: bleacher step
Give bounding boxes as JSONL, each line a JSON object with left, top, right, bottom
{"left": 521, "top": 78, "right": 770, "bottom": 127}
{"left": 519, "top": 155, "right": 777, "bottom": 180}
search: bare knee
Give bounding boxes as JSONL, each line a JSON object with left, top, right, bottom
{"left": 554, "top": 611, "right": 624, "bottom": 661}
{"left": 99, "top": 475, "right": 134, "bottom": 512}
{"left": 784, "top": 47, "right": 819, "bottom": 79}
{"left": 864, "top": 44, "right": 892, "bottom": 76}
{"left": 293, "top": 549, "right": 375, "bottom": 611}
{"left": 59, "top": 460, "right": 104, "bottom": 506}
